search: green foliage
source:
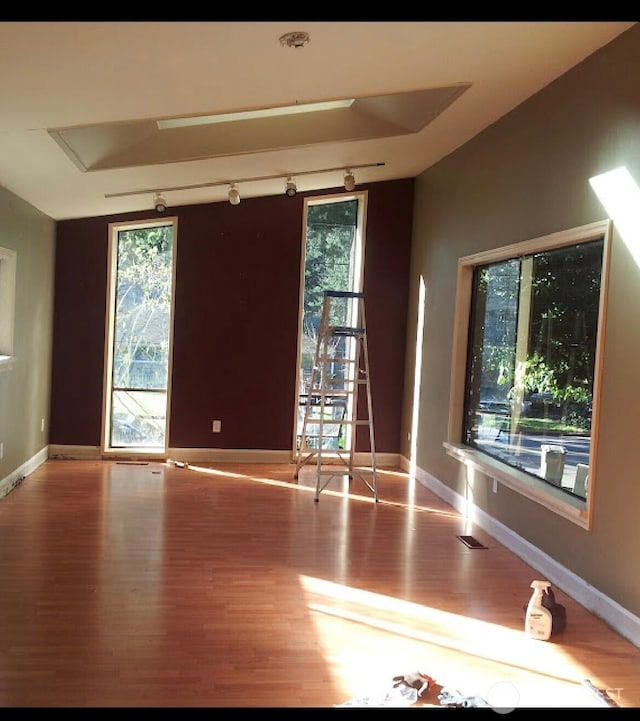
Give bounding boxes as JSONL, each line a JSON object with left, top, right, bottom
{"left": 304, "top": 199, "right": 358, "bottom": 320}
{"left": 113, "top": 224, "right": 173, "bottom": 388}
{"left": 116, "top": 225, "right": 173, "bottom": 311}
{"left": 516, "top": 417, "right": 585, "bottom": 434}
{"left": 515, "top": 352, "right": 557, "bottom": 395}
{"left": 477, "top": 241, "right": 601, "bottom": 409}
{"left": 490, "top": 346, "right": 515, "bottom": 387}
{"left": 528, "top": 241, "right": 602, "bottom": 395}
{"left": 510, "top": 352, "right": 592, "bottom": 405}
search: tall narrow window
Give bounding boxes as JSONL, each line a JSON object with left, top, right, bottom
{"left": 293, "top": 193, "right": 367, "bottom": 454}
{"left": 103, "top": 219, "right": 176, "bottom": 454}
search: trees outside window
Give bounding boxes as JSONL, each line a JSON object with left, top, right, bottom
{"left": 463, "top": 238, "right": 604, "bottom": 498}
{"left": 295, "top": 195, "right": 365, "bottom": 452}
{"left": 104, "top": 220, "right": 175, "bottom": 451}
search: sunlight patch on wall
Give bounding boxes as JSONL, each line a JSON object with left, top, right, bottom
{"left": 589, "top": 166, "right": 640, "bottom": 267}
{"left": 409, "top": 276, "right": 426, "bottom": 480}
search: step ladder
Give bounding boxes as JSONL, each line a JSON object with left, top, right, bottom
{"left": 295, "top": 290, "right": 378, "bottom": 502}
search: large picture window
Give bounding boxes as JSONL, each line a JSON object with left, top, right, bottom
{"left": 446, "top": 221, "right": 611, "bottom": 528}
{"left": 464, "top": 239, "right": 602, "bottom": 497}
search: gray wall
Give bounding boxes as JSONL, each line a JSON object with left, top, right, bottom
{"left": 403, "top": 24, "right": 640, "bottom": 616}
{"left": 0, "top": 186, "right": 55, "bottom": 486}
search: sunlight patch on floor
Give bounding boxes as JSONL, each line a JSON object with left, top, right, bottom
{"left": 172, "top": 462, "right": 459, "bottom": 516}
{"left": 300, "top": 574, "right": 607, "bottom": 708}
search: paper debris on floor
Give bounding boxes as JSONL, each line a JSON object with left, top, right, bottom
{"left": 336, "top": 683, "right": 420, "bottom": 707}
{"left": 337, "top": 670, "right": 491, "bottom": 708}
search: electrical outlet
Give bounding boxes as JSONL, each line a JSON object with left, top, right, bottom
{"left": 0, "top": 442, "right": 3, "bottom": 459}
{"left": 492, "top": 478, "right": 498, "bottom": 494}
{"left": 212, "top": 420, "right": 221, "bottom": 433}
{"left": 41, "top": 417, "right": 45, "bottom": 432}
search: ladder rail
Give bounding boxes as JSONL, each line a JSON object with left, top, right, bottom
{"left": 360, "top": 303, "right": 377, "bottom": 478}
{"left": 295, "top": 290, "right": 378, "bottom": 502}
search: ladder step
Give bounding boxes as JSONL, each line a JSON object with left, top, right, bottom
{"left": 317, "top": 356, "right": 357, "bottom": 363}
{"left": 327, "top": 326, "right": 365, "bottom": 336}
{"left": 324, "top": 290, "right": 365, "bottom": 299}
{"left": 302, "top": 393, "right": 351, "bottom": 401}
{"left": 301, "top": 418, "right": 369, "bottom": 426}
{"left": 303, "top": 393, "right": 354, "bottom": 401}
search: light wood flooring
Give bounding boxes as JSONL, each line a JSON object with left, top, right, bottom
{"left": 0, "top": 458, "right": 638, "bottom": 708}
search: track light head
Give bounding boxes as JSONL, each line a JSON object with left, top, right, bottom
{"left": 344, "top": 170, "right": 356, "bottom": 192}
{"left": 285, "top": 177, "right": 297, "bottom": 197}
{"left": 154, "top": 193, "right": 167, "bottom": 213}
{"left": 228, "top": 184, "right": 240, "bottom": 205}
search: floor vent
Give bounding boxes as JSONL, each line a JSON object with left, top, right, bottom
{"left": 457, "top": 535, "right": 487, "bottom": 549}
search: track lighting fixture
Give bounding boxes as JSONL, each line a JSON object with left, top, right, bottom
{"left": 107, "top": 162, "right": 385, "bottom": 204}
{"left": 228, "top": 184, "right": 240, "bottom": 205}
{"left": 285, "top": 177, "right": 297, "bottom": 197}
{"left": 154, "top": 192, "right": 167, "bottom": 213}
{"left": 344, "top": 170, "right": 356, "bottom": 192}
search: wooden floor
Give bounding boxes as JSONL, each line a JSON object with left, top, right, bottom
{"left": 0, "top": 459, "right": 638, "bottom": 708}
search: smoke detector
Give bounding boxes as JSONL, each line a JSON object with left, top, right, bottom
{"left": 279, "top": 31, "right": 310, "bottom": 49}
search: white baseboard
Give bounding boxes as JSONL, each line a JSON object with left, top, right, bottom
{"left": 0, "top": 446, "right": 49, "bottom": 499}
{"left": 167, "top": 448, "right": 292, "bottom": 464}
{"left": 356, "top": 452, "right": 399, "bottom": 467}
{"left": 400, "top": 455, "right": 640, "bottom": 649}
{"left": 47, "top": 445, "right": 401, "bottom": 468}
{"left": 48, "top": 445, "right": 293, "bottom": 464}
{"left": 48, "top": 444, "right": 102, "bottom": 460}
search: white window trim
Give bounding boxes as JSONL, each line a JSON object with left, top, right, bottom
{"left": 0, "top": 246, "right": 17, "bottom": 372}
{"left": 101, "top": 217, "right": 178, "bottom": 457}
{"left": 445, "top": 220, "right": 612, "bottom": 530}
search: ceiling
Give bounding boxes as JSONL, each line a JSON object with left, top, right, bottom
{"left": 0, "top": 20, "right": 634, "bottom": 221}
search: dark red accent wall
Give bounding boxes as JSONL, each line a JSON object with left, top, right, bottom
{"left": 50, "top": 179, "right": 414, "bottom": 453}
{"left": 49, "top": 217, "right": 110, "bottom": 446}
{"left": 362, "top": 180, "right": 415, "bottom": 453}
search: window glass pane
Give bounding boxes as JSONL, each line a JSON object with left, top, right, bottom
{"left": 463, "top": 239, "right": 603, "bottom": 499}
{"left": 296, "top": 199, "right": 360, "bottom": 451}
{"left": 109, "top": 224, "right": 173, "bottom": 449}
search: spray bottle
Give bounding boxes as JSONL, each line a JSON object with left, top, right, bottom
{"left": 525, "top": 580, "right": 553, "bottom": 640}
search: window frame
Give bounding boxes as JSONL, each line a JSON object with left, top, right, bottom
{"left": 292, "top": 191, "right": 368, "bottom": 457}
{"left": 0, "top": 246, "right": 17, "bottom": 372}
{"left": 444, "top": 220, "right": 612, "bottom": 529}
{"left": 101, "top": 217, "right": 178, "bottom": 457}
